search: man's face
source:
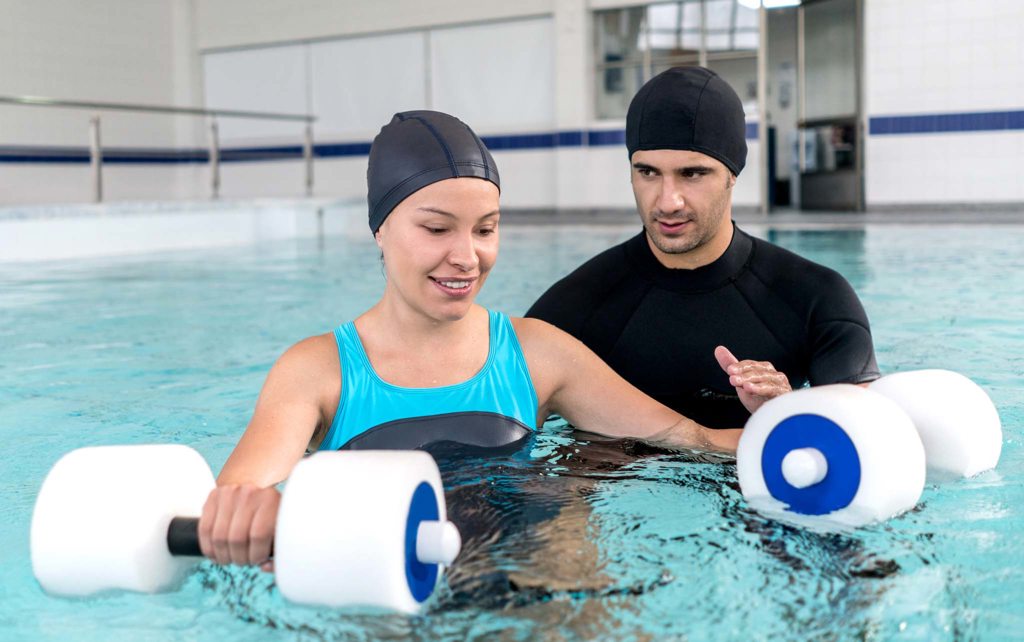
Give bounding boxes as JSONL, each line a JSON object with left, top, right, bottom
{"left": 630, "top": 149, "right": 735, "bottom": 267}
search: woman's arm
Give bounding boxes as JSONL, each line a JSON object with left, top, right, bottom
{"left": 198, "top": 334, "right": 339, "bottom": 567}
{"left": 513, "top": 317, "right": 740, "bottom": 455}
{"left": 216, "top": 335, "right": 336, "bottom": 485}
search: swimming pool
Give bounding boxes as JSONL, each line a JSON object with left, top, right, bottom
{"left": 2, "top": 219, "right": 1022, "bottom": 640}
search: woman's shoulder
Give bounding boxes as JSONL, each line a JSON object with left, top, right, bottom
{"left": 509, "top": 316, "right": 584, "bottom": 358}
{"left": 274, "top": 332, "right": 341, "bottom": 380}
{"left": 509, "top": 315, "right": 554, "bottom": 339}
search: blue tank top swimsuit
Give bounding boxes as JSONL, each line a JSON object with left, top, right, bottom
{"left": 318, "top": 309, "right": 539, "bottom": 451}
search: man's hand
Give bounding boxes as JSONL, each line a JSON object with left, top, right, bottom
{"left": 714, "top": 346, "right": 792, "bottom": 415}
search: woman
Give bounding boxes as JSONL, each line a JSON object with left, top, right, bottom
{"left": 198, "top": 111, "right": 743, "bottom": 568}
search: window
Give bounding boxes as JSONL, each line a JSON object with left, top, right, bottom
{"left": 594, "top": 0, "right": 759, "bottom": 119}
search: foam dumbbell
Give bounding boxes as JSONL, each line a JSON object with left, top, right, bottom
{"left": 31, "top": 445, "right": 461, "bottom": 613}
{"left": 868, "top": 369, "right": 1002, "bottom": 478}
{"left": 737, "top": 369, "right": 1002, "bottom": 527}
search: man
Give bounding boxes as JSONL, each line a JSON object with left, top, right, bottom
{"left": 527, "top": 67, "right": 879, "bottom": 428}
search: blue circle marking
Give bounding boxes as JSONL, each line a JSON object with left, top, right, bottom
{"left": 761, "top": 414, "right": 861, "bottom": 516}
{"left": 404, "top": 481, "right": 440, "bottom": 603}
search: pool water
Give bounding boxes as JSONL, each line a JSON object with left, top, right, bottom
{"left": 1, "top": 222, "right": 1022, "bottom": 640}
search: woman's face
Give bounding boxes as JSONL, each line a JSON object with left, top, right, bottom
{"left": 375, "top": 177, "right": 500, "bottom": 322}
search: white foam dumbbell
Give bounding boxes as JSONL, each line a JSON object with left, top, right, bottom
{"left": 737, "top": 370, "right": 1001, "bottom": 527}
{"left": 868, "top": 369, "right": 1002, "bottom": 478}
{"left": 31, "top": 446, "right": 460, "bottom": 613}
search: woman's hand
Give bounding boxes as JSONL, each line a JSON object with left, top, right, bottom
{"left": 198, "top": 484, "right": 281, "bottom": 572}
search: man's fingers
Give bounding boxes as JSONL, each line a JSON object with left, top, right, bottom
{"left": 733, "top": 368, "right": 786, "bottom": 384}
{"left": 729, "top": 359, "right": 781, "bottom": 375}
{"left": 740, "top": 381, "right": 791, "bottom": 398}
{"left": 731, "top": 370, "right": 789, "bottom": 387}
{"left": 714, "top": 345, "right": 738, "bottom": 372}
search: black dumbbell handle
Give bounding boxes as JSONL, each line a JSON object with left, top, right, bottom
{"left": 167, "top": 517, "right": 202, "bottom": 556}
{"left": 166, "top": 517, "right": 275, "bottom": 558}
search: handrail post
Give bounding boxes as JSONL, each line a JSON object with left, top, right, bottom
{"left": 89, "top": 116, "right": 103, "bottom": 203}
{"left": 303, "top": 123, "right": 314, "bottom": 198}
{"left": 209, "top": 119, "right": 220, "bottom": 200}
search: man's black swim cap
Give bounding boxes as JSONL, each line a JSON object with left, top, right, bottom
{"left": 367, "top": 110, "right": 500, "bottom": 234}
{"left": 626, "top": 66, "right": 747, "bottom": 176}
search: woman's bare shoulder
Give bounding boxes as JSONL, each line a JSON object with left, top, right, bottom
{"left": 272, "top": 332, "right": 340, "bottom": 386}
{"left": 510, "top": 316, "right": 583, "bottom": 355}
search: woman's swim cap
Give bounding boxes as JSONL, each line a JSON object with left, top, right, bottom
{"left": 367, "top": 110, "right": 500, "bottom": 234}
{"left": 626, "top": 66, "right": 747, "bottom": 176}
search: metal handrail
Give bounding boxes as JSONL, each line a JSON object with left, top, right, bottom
{"left": 1, "top": 94, "right": 316, "bottom": 202}
{"left": 0, "top": 95, "right": 314, "bottom": 122}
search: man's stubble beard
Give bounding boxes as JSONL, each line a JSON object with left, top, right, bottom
{"left": 642, "top": 178, "right": 733, "bottom": 256}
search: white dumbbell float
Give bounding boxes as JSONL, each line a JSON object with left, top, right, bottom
{"left": 737, "top": 369, "right": 1002, "bottom": 527}
{"left": 31, "top": 446, "right": 461, "bottom": 613}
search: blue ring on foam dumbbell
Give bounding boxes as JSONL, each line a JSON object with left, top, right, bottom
{"left": 761, "top": 414, "right": 861, "bottom": 515}
{"left": 404, "top": 481, "right": 440, "bottom": 603}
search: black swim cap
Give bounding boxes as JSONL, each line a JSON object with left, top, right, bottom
{"left": 626, "top": 67, "right": 747, "bottom": 176}
{"left": 367, "top": 110, "right": 500, "bottom": 234}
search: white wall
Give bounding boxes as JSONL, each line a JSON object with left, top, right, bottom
{"left": 430, "top": 20, "right": 555, "bottom": 133}
{"left": 203, "top": 46, "right": 310, "bottom": 143}
{"left": 193, "top": 0, "right": 761, "bottom": 210}
{"left": 198, "top": 14, "right": 561, "bottom": 206}
{"left": 312, "top": 33, "right": 428, "bottom": 140}
{"left": 194, "top": 0, "right": 552, "bottom": 51}
{"left": 0, "top": 0, "right": 204, "bottom": 204}
{"left": 865, "top": 0, "right": 1024, "bottom": 205}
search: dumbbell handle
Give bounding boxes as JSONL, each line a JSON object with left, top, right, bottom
{"left": 165, "top": 516, "right": 276, "bottom": 558}
{"left": 166, "top": 518, "right": 280, "bottom": 557}
{"left": 164, "top": 516, "right": 461, "bottom": 565}
{"left": 166, "top": 517, "right": 203, "bottom": 557}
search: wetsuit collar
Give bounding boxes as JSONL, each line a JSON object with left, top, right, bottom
{"left": 624, "top": 222, "right": 753, "bottom": 293}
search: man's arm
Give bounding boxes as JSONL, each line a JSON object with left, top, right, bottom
{"left": 806, "top": 269, "right": 881, "bottom": 385}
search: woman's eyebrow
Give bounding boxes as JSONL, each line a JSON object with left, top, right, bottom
{"left": 417, "top": 206, "right": 456, "bottom": 217}
{"left": 417, "top": 207, "right": 500, "bottom": 219}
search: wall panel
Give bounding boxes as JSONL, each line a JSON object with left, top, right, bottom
{"left": 311, "top": 33, "right": 428, "bottom": 139}
{"left": 202, "top": 45, "right": 310, "bottom": 142}
{"left": 430, "top": 18, "right": 556, "bottom": 132}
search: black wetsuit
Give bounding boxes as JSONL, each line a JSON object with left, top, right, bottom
{"left": 526, "top": 224, "right": 879, "bottom": 428}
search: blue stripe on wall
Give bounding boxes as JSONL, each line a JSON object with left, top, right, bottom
{"left": 0, "top": 126, "right": 759, "bottom": 164}
{"left": 37, "top": 108, "right": 1024, "bottom": 165}
{"left": 0, "top": 146, "right": 208, "bottom": 164}
{"left": 5, "top": 108, "right": 1020, "bottom": 165}
{"left": 870, "top": 109, "right": 1024, "bottom": 135}
{"left": 588, "top": 129, "right": 625, "bottom": 146}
